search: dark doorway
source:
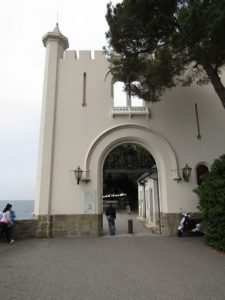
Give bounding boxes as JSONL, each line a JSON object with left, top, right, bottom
{"left": 103, "top": 143, "right": 155, "bottom": 235}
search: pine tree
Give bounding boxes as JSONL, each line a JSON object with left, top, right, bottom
{"left": 105, "top": 0, "right": 225, "bottom": 108}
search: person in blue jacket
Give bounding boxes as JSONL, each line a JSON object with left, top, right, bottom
{"left": 0, "top": 203, "right": 15, "bottom": 244}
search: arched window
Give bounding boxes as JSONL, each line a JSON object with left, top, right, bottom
{"left": 113, "top": 80, "right": 144, "bottom": 107}
{"left": 196, "top": 164, "right": 209, "bottom": 185}
{"left": 113, "top": 81, "right": 126, "bottom": 107}
{"left": 130, "top": 81, "right": 143, "bottom": 107}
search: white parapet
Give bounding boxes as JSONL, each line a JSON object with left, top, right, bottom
{"left": 111, "top": 106, "right": 150, "bottom": 118}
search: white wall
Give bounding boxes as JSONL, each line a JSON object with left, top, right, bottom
{"left": 36, "top": 33, "right": 225, "bottom": 217}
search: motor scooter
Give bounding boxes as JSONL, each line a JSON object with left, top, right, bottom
{"left": 177, "top": 213, "right": 203, "bottom": 237}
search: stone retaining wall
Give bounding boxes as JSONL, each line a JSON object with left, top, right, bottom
{"left": 11, "top": 220, "right": 37, "bottom": 240}
{"left": 35, "top": 214, "right": 103, "bottom": 238}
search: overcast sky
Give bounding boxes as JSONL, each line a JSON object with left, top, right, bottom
{"left": 0, "top": 0, "right": 121, "bottom": 200}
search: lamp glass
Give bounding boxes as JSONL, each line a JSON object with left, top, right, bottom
{"left": 182, "top": 164, "right": 192, "bottom": 182}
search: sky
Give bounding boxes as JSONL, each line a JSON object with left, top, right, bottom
{"left": 0, "top": 0, "right": 121, "bottom": 200}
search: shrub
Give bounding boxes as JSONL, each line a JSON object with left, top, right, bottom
{"left": 195, "top": 154, "right": 225, "bottom": 252}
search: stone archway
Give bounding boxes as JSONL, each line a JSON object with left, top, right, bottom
{"left": 83, "top": 124, "right": 179, "bottom": 235}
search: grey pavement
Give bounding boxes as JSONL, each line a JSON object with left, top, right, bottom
{"left": 103, "top": 210, "right": 154, "bottom": 236}
{"left": 1, "top": 215, "right": 225, "bottom": 300}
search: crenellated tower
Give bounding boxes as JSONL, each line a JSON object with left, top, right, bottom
{"left": 35, "top": 24, "right": 69, "bottom": 236}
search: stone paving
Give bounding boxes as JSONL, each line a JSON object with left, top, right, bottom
{"left": 0, "top": 213, "right": 225, "bottom": 300}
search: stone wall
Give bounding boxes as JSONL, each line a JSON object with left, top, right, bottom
{"left": 36, "top": 214, "right": 103, "bottom": 238}
{"left": 160, "top": 213, "right": 181, "bottom": 236}
{"left": 36, "top": 215, "right": 51, "bottom": 238}
{"left": 52, "top": 214, "right": 102, "bottom": 237}
{"left": 0, "top": 213, "right": 191, "bottom": 241}
{"left": 160, "top": 212, "right": 203, "bottom": 236}
{"left": 11, "top": 220, "right": 37, "bottom": 240}
{"left": 1, "top": 214, "right": 102, "bottom": 242}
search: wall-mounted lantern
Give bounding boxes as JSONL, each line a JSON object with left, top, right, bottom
{"left": 70, "top": 166, "right": 90, "bottom": 184}
{"left": 182, "top": 163, "right": 192, "bottom": 182}
{"left": 74, "top": 166, "right": 83, "bottom": 184}
{"left": 173, "top": 163, "right": 192, "bottom": 183}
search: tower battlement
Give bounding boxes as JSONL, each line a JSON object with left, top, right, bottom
{"left": 64, "top": 50, "right": 106, "bottom": 61}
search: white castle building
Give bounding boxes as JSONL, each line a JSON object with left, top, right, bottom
{"left": 34, "top": 24, "right": 225, "bottom": 237}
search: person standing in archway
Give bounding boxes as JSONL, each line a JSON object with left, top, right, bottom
{"left": 106, "top": 203, "right": 116, "bottom": 236}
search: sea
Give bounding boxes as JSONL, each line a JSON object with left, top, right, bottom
{"left": 0, "top": 200, "right": 34, "bottom": 220}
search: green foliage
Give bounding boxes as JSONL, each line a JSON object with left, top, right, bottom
{"left": 195, "top": 154, "right": 225, "bottom": 252}
{"left": 105, "top": 0, "right": 225, "bottom": 107}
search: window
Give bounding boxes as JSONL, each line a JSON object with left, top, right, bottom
{"left": 112, "top": 80, "right": 149, "bottom": 117}
{"left": 113, "top": 80, "right": 143, "bottom": 107}
{"left": 113, "top": 81, "right": 126, "bottom": 107}
{"left": 130, "top": 81, "right": 143, "bottom": 107}
{"left": 196, "top": 164, "right": 209, "bottom": 185}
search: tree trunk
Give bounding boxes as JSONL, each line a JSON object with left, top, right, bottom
{"left": 203, "top": 64, "right": 225, "bottom": 109}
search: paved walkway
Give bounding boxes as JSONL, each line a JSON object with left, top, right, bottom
{"left": 102, "top": 211, "right": 154, "bottom": 236}
{"left": 1, "top": 231, "right": 225, "bottom": 299}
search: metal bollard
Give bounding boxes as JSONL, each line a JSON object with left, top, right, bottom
{"left": 128, "top": 219, "right": 133, "bottom": 234}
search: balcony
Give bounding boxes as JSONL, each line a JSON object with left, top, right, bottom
{"left": 111, "top": 106, "right": 150, "bottom": 118}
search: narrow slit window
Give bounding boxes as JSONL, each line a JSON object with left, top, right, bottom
{"left": 82, "top": 72, "right": 87, "bottom": 107}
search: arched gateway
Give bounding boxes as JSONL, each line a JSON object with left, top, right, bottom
{"left": 34, "top": 24, "right": 225, "bottom": 237}
{"left": 85, "top": 124, "right": 178, "bottom": 213}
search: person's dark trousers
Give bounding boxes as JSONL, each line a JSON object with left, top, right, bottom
{"left": 108, "top": 219, "right": 115, "bottom": 235}
{"left": 0, "top": 223, "right": 11, "bottom": 242}
{"left": 0, "top": 223, "right": 3, "bottom": 239}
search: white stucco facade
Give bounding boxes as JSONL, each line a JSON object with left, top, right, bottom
{"left": 34, "top": 25, "right": 225, "bottom": 237}
{"left": 137, "top": 172, "right": 160, "bottom": 232}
